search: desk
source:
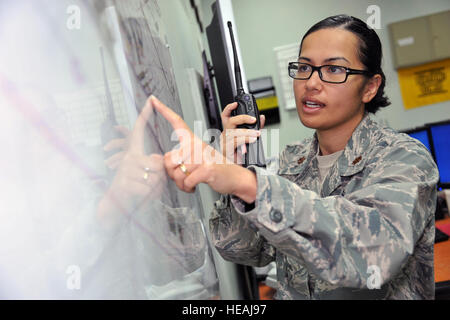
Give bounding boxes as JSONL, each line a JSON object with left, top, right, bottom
{"left": 435, "top": 217, "right": 450, "bottom": 283}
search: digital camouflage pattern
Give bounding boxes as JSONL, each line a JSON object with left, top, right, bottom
{"left": 209, "top": 114, "right": 439, "bottom": 299}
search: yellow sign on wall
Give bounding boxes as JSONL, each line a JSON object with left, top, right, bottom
{"left": 398, "top": 58, "right": 450, "bottom": 109}
{"left": 256, "top": 95, "right": 278, "bottom": 111}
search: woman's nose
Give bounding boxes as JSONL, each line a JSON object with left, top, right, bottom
{"left": 305, "top": 69, "right": 322, "bottom": 91}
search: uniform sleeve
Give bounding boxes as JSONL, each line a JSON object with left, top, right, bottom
{"left": 230, "top": 140, "right": 439, "bottom": 288}
{"left": 209, "top": 194, "right": 276, "bottom": 267}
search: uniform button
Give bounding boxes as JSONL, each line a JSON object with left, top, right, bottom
{"left": 270, "top": 209, "right": 283, "bottom": 223}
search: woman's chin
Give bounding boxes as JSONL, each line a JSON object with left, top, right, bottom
{"left": 298, "top": 111, "right": 322, "bottom": 129}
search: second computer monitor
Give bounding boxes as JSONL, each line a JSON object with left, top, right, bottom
{"left": 429, "top": 120, "right": 450, "bottom": 188}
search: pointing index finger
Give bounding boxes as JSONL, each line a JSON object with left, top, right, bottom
{"left": 150, "top": 95, "right": 191, "bottom": 142}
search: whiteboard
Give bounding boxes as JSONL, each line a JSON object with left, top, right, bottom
{"left": 273, "top": 42, "right": 299, "bottom": 110}
{"left": 0, "top": 0, "right": 219, "bottom": 299}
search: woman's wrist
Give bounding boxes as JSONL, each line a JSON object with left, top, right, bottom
{"left": 231, "top": 165, "right": 257, "bottom": 204}
{"left": 96, "top": 189, "right": 127, "bottom": 230}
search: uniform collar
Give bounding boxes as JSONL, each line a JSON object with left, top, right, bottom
{"left": 279, "top": 113, "right": 374, "bottom": 178}
{"left": 338, "top": 113, "right": 373, "bottom": 176}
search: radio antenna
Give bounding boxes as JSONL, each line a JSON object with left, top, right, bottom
{"left": 227, "top": 21, "right": 244, "bottom": 95}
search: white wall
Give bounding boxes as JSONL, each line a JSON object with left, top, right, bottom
{"left": 222, "top": 0, "right": 450, "bottom": 152}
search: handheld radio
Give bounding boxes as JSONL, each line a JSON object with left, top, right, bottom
{"left": 227, "top": 21, "right": 266, "bottom": 168}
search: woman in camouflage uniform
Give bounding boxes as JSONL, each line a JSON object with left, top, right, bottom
{"left": 153, "top": 15, "right": 439, "bottom": 299}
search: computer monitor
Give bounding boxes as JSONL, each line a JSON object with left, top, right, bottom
{"left": 206, "top": 2, "right": 234, "bottom": 109}
{"left": 428, "top": 120, "right": 450, "bottom": 188}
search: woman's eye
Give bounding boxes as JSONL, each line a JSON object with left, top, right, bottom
{"left": 326, "top": 66, "right": 345, "bottom": 74}
{"left": 299, "top": 65, "right": 310, "bottom": 72}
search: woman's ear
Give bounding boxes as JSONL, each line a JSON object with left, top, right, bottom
{"left": 362, "top": 74, "right": 382, "bottom": 103}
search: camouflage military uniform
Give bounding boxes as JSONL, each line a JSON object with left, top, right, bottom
{"left": 209, "top": 114, "right": 439, "bottom": 299}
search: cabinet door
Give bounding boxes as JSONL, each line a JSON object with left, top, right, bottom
{"left": 429, "top": 11, "right": 450, "bottom": 60}
{"left": 389, "top": 16, "right": 434, "bottom": 68}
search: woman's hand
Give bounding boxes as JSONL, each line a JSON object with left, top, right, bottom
{"left": 150, "top": 96, "right": 257, "bottom": 203}
{"left": 97, "top": 102, "right": 167, "bottom": 227}
{"left": 219, "top": 102, "right": 265, "bottom": 164}
{"left": 103, "top": 126, "right": 131, "bottom": 170}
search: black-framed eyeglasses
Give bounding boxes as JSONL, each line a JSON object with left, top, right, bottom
{"left": 288, "top": 62, "right": 373, "bottom": 84}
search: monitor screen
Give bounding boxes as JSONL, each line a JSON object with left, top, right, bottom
{"left": 430, "top": 122, "right": 450, "bottom": 184}
{"left": 206, "top": 2, "right": 234, "bottom": 109}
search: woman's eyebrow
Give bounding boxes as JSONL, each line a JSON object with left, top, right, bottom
{"left": 297, "top": 56, "right": 350, "bottom": 64}
{"left": 324, "top": 57, "right": 350, "bottom": 64}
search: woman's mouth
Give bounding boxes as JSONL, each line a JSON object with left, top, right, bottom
{"left": 302, "top": 99, "right": 325, "bottom": 113}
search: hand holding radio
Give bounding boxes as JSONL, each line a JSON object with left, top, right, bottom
{"left": 227, "top": 22, "right": 266, "bottom": 168}
{"left": 220, "top": 102, "right": 265, "bottom": 164}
